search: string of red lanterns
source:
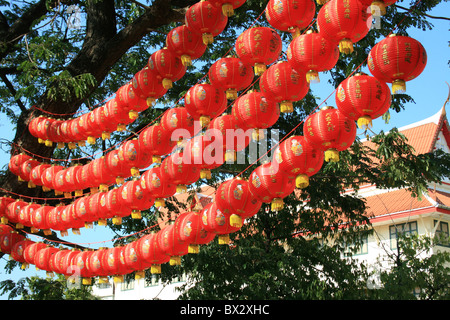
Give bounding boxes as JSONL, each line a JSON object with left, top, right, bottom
{"left": 1, "top": 0, "right": 428, "bottom": 284}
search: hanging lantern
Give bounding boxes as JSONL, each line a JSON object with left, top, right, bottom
{"left": 184, "top": 83, "right": 228, "bottom": 127}
{"left": 206, "top": 114, "right": 251, "bottom": 162}
{"left": 235, "top": 26, "right": 282, "bottom": 76}
{"left": 118, "top": 138, "right": 152, "bottom": 178}
{"left": 84, "top": 189, "right": 103, "bottom": 227}
{"left": 118, "top": 82, "right": 151, "bottom": 120}
{"left": 210, "top": 0, "right": 246, "bottom": 16}
{"left": 119, "top": 179, "right": 154, "bottom": 219}
{"left": 41, "top": 164, "right": 64, "bottom": 193}
{"left": 161, "top": 150, "right": 201, "bottom": 193}
{"left": 166, "top": 25, "right": 207, "bottom": 67}
{"left": 0, "top": 230, "right": 25, "bottom": 254}
{"left": 185, "top": 0, "right": 229, "bottom": 45}
{"left": 92, "top": 105, "right": 119, "bottom": 141}
{"left": 102, "top": 246, "right": 131, "bottom": 283}
{"left": 30, "top": 205, "right": 53, "bottom": 235}
{"left": 19, "top": 158, "right": 40, "bottom": 187}
{"left": 176, "top": 211, "right": 216, "bottom": 253}
{"left": 132, "top": 67, "right": 168, "bottom": 106}
{"left": 74, "top": 250, "right": 96, "bottom": 285}
{"left": 287, "top": 30, "right": 340, "bottom": 83}
{"left": 105, "top": 187, "right": 132, "bottom": 225}
{"left": 148, "top": 48, "right": 187, "bottom": 90}
{"left": 272, "top": 135, "right": 324, "bottom": 189}
{"left": 11, "top": 239, "right": 34, "bottom": 269}
{"left": 104, "top": 149, "right": 130, "bottom": 185}
{"left": 34, "top": 245, "right": 59, "bottom": 276}
{"left": 49, "top": 249, "right": 70, "bottom": 277}
{"left": 303, "top": 106, "right": 357, "bottom": 162}
{"left": 157, "top": 223, "right": 189, "bottom": 266}
{"left": 23, "top": 242, "right": 47, "bottom": 268}
{"left": 18, "top": 202, "right": 41, "bottom": 230}
{"left": 105, "top": 98, "right": 134, "bottom": 132}
{"left": 66, "top": 118, "right": 88, "bottom": 147}
{"left": 29, "top": 163, "right": 51, "bottom": 191}
{"left": 317, "top": 0, "right": 372, "bottom": 54}
{"left": 215, "top": 177, "right": 262, "bottom": 228}
{"left": 136, "top": 232, "right": 170, "bottom": 274}
{"left": 0, "top": 197, "right": 15, "bottom": 224}
{"left": 159, "top": 106, "right": 199, "bottom": 145}
{"left": 359, "top": 0, "right": 397, "bottom": 16}
{"left": 208, "top": 56, "right": 254, "bottom": 100}
{"left": 53, "top": 168, "right": 72, "bottom": 198}
{"left": 5, "top": 199, "right": 27, "bottom": 227}
{"left": 9, "top": 153, "right": 33, "bottom": 181}
{"left": 47, "top": 205, "right": 69, "bottom": 236}
{"left": 64, "top": 164, "right": 84, "bottom": 197}
{"left": 259, "top": 61, "right": 310, "bottom": 113}
{"left": 140, "top": 165, "right": 177, "bottom": 208}
{"left": 201, "top": 202, "right": 241, "bottom": 244}
{"left": 28, "top": 116, "right": 46, "bottom": 143}
{"left": 123, "top": 241, "right": 151, "bottom": 279}
{"left": 231, "top": 90, "right": 280, "bottom": 141}
{"left": 249, "top": 162, "right": 296, "bottom": 211}
{"left": 138, "top": 124, "right": 177, "bottom": 164}
{"left": 367, "top": 34, "right": 427, "bottom": 94}
{"left": 265, "top": 0, "right": 316, "bottom": 37}
{"left": 335, "top": 73, "right": 392, "bottom": 129}
{"left": 87, "top": 247, "right": 110, "bottom": 283}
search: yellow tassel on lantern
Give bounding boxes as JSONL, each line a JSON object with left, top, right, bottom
{"left": 221, "top": 3, "right": 234, "bottom": 16}
{"left": 72, "top": 228, "right": 80, "bottom": 235}
{"left": 176, "top": 185, "right": 187, "bottom": 193}
{"left": 254, "top": 63, "right": 267, "bottom": 76}
{"left": 98, "top": 219, "right": 107, "bottom": 226}
{"left": 252, "top": 128, "right": 265, "bottom": 141}
{"left": 316, "top": 0, "right": 330, "bottom": 4}
{"left": 1, "top": 217, "right": 8, "bottom": 224}
{"left": 392, "top": 79, "right": 406, "bottom": 94}
{"left": 44, "top": 140, "right": 53, "bottom": 147}
{"left": 225, "top": 150, "right": 236, "bottom": 162}
{"left": 199, "top": 115, "right": 211, "bottom": 127}
{"left": 28, "top": 181, "right": 36, "bottom": 188}
{"left": 116, "top": 177, "right": 125, "bottom": 185}
{"left": 75, "top": 190, "right": 83, "bottom": 197}
{"left": 54, "top": 190, "right": 63, "bottom": 196}
{"left": 296, "top": 174, "right": 309, "bottom": 189}
{"left": 117, "top": 124, "right": 126, "bottom": 131}
{"left": 370, "top": 0, "right": 387, "bottom": 16}
{"left": 82, "top": 278, "right": 92, "bottom": 285}
{"left": 339, "top": 39, "right": 354, "bottom": 55}
{"left": 114, "top": 275, "right": 124, "bottom": 283}
{"left": 200, "top": 169, "right": 211, "bottom": 179}
{"left": 147, "top": 97, "right": 156, "bottom": 107}
{"left": 60, "top": 230, "right": 69, "bottom": 237}
{"left": 16, "top": 223, "right": 23, "bottom": 229}
{"left": 30, "top": 226, "right": 39, "bottom": 233}
{"left": 131, "top": 210, "right": 142, "bottom": 219}
{"left": 226, "top": 88, "right": 238, "bottom": 100}
{"left": 68, "top": 142, "right": 77, "bottom": 150}
{"left": 202, "top": 33, "right": 214, "bottom": 45}
{"left": 78, "top": 141, "right": 86, "bottom": 147}
{"left": 38, "top": 138, "right": 44, "bottom": 144}
{"left": 306, "top": 70, "right": 320, "bottom": 83}
{"left": 152, "top": 155, "right": 161, "bottom": 164}
{"left": 129, "top": 110, "right": 139, "bottom": 120}
{"left": 162, "top": 78, "right": 173, "bottom": 89}
{"left": 151, "top": 264, "right": 161, "bottom": 274}
{"left": 271, "top": 198, "right": 284, "bottom": 211}
{"left": 181, "top": 54, "right": 192, "bottom": 67}
{"left": 357, "top": 116, "right": 373, "bottom": 130}
{"left": 99, "top": 184, "right": 108, "bottom": 192}
{"left": 87, "top": 136, "right": 96, "bottom": 145}
{"left": 112, "top": 216, "right": 122, "bottom": 225}
{"left": 280, "top": 101, "right": 293, "bottom": 113}
{"left": 21, "top": 262, "right": 29, "bottom": 270}
{"left": 57, "top": 142, "right": 65, "bottom": 149}
{"left": 288, "top": 26, "right": 301, "bottom": 38}
{"left": 130, "top": 167, "right": 140, "bottom": 177}
{"left": 64, "top": 192, "right": 72, "bottom": 199}
{"left": 188, "top": 244, "right": 199, "bottom": 254}
{"left": 218, "top": 234, "right": 229, "bottom": 245}
{"left": 325, "top": 149, "right": 340, "bottom": 162}
{"left": 90, "top": 187, "right": 98, "bottom": 194}
{"left": 135, "top": 271, "right": 145, "bottom": 280}
{"left": 230, "top": 214, "right": 242, "bottom": 228}
{"left": 170, "top": 256, "right": 181, "bottom": 266}
{"left": 102, "top": 132, "right": 111, "bottom": 140}
{"left": 155, "top": 198, "right": 165, "bottom": 207}
{"left": 85, "top": 222, "right": 93, "bottom": 229}
{"left": 98, "top": 276, "right": 109, "bottom": 284}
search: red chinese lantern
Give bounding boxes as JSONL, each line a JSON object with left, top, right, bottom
{"left": 105, "top": 98, "right": 134, "bottom": 132}
{"left": 66, "top": 118, "right": 88, "bottom": 146}
{"left": 157, "top": 223, "right": 189, "bottom": 266}
{"left": 11, "top": 239, "right": 34, "bottom": 268}
{"left": 28, "top": 116, "right": 46, "bottom": 143}
{"left": 201, "top": 202, "right": 241, "bottom": 244}
{"left": 161, "top": 150, "right": 201, "bottom": 193}
{"left": 34, "top": 245, "right": 59, "bottom": 275}
{"left": 49, "top": 249, "right": 69, "bottom": 276}
{"left": 249, "top": 162, "right": 296, "bottom": 211}
{"left": 303, "top": 106, "right": 357, "bottom": 162}
{"left": 119, "top": 179, "right": 154, "bottom": 219}
{"left": 184, "top": 83, "right": 228, "bottom": 127}
{"left": 359, "top": 0, "right": 397, "bottom": 15}
{"left": 104, "top": 149, "right": 130, "bottom": 185}
{"left": 206, "top": 114, "right": 251, "bottom": 162}
{"left": 118, "top": 138, "right": 152, "bottom": 178}
{"left": 176, "top": 211, "right": 216, "bottom": 253}
{"left": 0, "top": 231, "right": 25, "bottom": 254}
{"left": 317, "top": 0, "right": 372, "bottom": 54}
{"left": 29, "top": 163, "right": 51, "bottom": 191}
{"left": 22, "top": 242, "right": 46, "bottom": 268}
{"left": 87, "top": 247, "right": 109, "bottom": 283}
{"left": 30, "top": 205, "right": 53, "bottom": 235}
{"left": 105, "top": 187, "right": 132, "bottom": 225}
{"left": 287, "top": 30, "right": 340, "bottom": 84}
{"left": 5, "top": 199, "right": 27, "bottom": 226}
{"left": 265, "top": 0, "right": 316, "bottom": 37}
{"left": 92, "top": 105, "right": 119, "bottom": 141}
{"left": 140, "top": 165, "right": 177, "bottom": 207}
{"left": 53, "top": 168, "right": 71, "bottom": 197}
{"left": 18, "top": 202, "right": 41, "bottom": 229}
{"left": 132, "top": 67, "right": 168, "bottom": 105}
{"left": 335, "top": 73, "right": 392, "bottom": 129}
{"left": 9, "top": 153, "right": 32, "bottom": 181}
{"left": 235, "top": 27, "right": 282, "bottom": 76}
{"left": 46, "top": 204, "right": 68, "bottom": 236}
{"left": 272, "top": 135, "right": 324, "bottom": 188}
{"left": 59, "top": 249, "right": 82, "bottom": 279}
{"left": 215, "top": 177, "right": 262, "bottom": 227}
{"left": 367, "top": 34, "right": 427, "bottom": 94}
{"left": 123, "top": 241, "right": 151, "bottom": 279}
{"left": 102, "top": 246, "right": 131, "bottom": 283}
{"left": 210, "top": 0, "right": 246, "bottom": 16}
{"left": 231, "top": 90, "right": 280, "bottom": 141}
{"left": 73, "top": 250, "right": 96, "bottom": 284}
{"left": 259, "top": 61, "right": 310, "bottom": 113}
{"left": 208, "top": 56, "right": 254, "bottom": 100}
{"left": 148, "top": 48, "right": 187, "bottom": 90}
{"left": 136, "top": 232, "right": 170, "bottom": 274}
{"left": 183, "top": 133, "right": 224, "bottom": 179}
{"left": 41, "top": 164, "right": 64, "bottom": 192}
{"left": 185, "top": 0, "right": 228, "bottom": 45}
{"left": 0, "top": 197, "right": 15, "bottom": 224}
{"left": 19, "top": 158, "right": 40, "bottom": 187}
{"left": 166, "top": 25, "right": 207, "bottom": 66}
{"left": 138, "top": 124, "right": 177, "bottom": 164}
{"left": 159, "top": 106, "right": 199, "bottom": 145}
{"left": 73, "top": 194, "right": 95, "bottom": 228}
{"left": 64, "top": 164, "right": 84, "bottom": 197}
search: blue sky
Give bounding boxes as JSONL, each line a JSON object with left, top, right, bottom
{"left": 0, "top": 1, "right": 449, "bottom": 299}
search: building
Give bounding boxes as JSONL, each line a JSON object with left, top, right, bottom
{"left": 92, "top": 106, "right": 450, "bottom": 299}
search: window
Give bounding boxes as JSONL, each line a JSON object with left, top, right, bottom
{"left": 121, "top": 279, "right": 135, "bottom": 291}
{"left": 434, "top": 220, "right": 449, "bottom": 247}
{"left": 344, "top": 233, "right": 368, "bottom": 256}
{"left": 389, "top": 221, "right": 418, "bottom": 250}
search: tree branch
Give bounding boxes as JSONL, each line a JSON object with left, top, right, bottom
{"left": 0, "top": 72, "right": 27, "bottom": 113}
{"left": 394, "top": 4, "right": 450, "bottom": 21}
